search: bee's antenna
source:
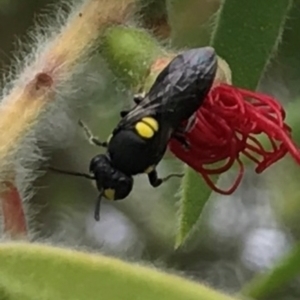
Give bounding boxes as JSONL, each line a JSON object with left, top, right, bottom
{"left": 49, "top": 167, "right": 95, "bottom": 180}
{"left": 94, "top": 193, "right": 103, "bottom": 221}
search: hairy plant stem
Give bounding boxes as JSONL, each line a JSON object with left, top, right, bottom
{"left": 0, "top": 0, "right": 135, "bottom": 238}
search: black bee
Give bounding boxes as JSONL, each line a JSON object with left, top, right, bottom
{"left": 50, "top": 47, "right": 218, "bottom": 221}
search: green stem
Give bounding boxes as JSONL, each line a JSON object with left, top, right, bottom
{"left": 174, "top": 0, "right": 293, "bottom": 247}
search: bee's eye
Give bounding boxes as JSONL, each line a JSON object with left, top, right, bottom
{"left": 89, "top": 157, "right": 100, "bottom": 172}
{"left": 114, "top": 176, "right": 133, "bottom": 200}
{"left": 89, "top": 154, "right": 108, "bottom": 173}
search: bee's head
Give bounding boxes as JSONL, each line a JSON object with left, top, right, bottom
{"left": 49, "top": 154, "right": 133, "bottom": 222}
{"left": 89, "top": 154, "right": 133, "bottom": 201}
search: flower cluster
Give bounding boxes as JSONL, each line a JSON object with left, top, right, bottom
{"left": 169, "top": 83, "right": 300, "bottom": 194}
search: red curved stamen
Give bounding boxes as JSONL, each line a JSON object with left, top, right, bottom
{"left": 169, "top": 83, "right": 300, "bottom": 194}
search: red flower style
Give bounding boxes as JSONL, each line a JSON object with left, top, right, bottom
{"left": 169, "top": 83, "right": 300, "bottom": 194}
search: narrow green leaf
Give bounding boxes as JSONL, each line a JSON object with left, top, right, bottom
{"left": 267, "top": 0, "right": 300, "bottom": 99}
{"left": 211, "top": 0, "right": 293, "bottom": 90}
{"left": 174, "top": 0, "right": 293, "bottom": 247}
{"left": 175, "top": 167, "right": 217, "bottom": 248}
{"left": 0, "top": 242, "right": 241, "bottom": 300}
{"left": 286, "top": 101, "right": 300, "bottom": 144}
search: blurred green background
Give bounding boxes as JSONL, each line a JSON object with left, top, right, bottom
{"left": 2, "top": 0, "right": 300, "bottom": 299}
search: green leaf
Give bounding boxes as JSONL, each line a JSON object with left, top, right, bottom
{"left": 174, "top": 0, "right": 293, "bottom": 247}
{"left": 267, "top": 0, "right": 300, "bottom": 99}
{"left": 0, "top": 242, "right": 241, "bottom": 300}
{"left": 240, "top": 242, "right": 300, "bottom": 299}
{"left": 175, "top": 167, "right": 217, "bottom": 248}
{"left": 286, "top": 101, "right": 300, "bottom": 144}
{"left": 211, "top": 0, "right": 293, "bottom": 90}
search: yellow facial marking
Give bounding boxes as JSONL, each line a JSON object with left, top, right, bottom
{"left": 141, "top": 117, "right": 159, "bottom": 132}
{"left": 135, "top": 122, "right": 155, "bottom": 138}
{"left": 144, "top": 165, "right": 155, "bottom": 174}
{"left": 104, "top": 189, "right": 115, "bottom": 200}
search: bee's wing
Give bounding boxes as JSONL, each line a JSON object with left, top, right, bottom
{"left": 116, "top": 52, "right": 183, "bottom": 130}
{"left": 115, "top": 77, "right": 171, "bottom": 131}
{"left": 115, "top": 46, "right": 217, "bottom": 144}
{"left": 115, "top": 97, "right": 161, "bottom": 130}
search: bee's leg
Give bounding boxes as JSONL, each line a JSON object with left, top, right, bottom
{"left": 133, "top": 92, "right": 145, "bottom": 104}
{"left": 148, "top": 169, "right": 183, "bottom": 187}
{"left": 120, "top": 93, "right": 145, "bottom": 118}
{"left": 78, "top": 120, "right": 107, "bottom": 148}
{"left": 120, "top": 110, "right": 129, "bottom": 118}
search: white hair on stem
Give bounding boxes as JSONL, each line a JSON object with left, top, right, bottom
{"left": 0, "top": 0, "right": 136, "bottom": 238}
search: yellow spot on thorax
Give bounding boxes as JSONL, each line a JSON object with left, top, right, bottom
{"left": 135, "top": 117, "right": 159, "bottom": 139}
{"left": 104, "top": 189, "right": 115, "bottom": 200}
{"left": 142, "top": 117, "right": 159, "bottom": 131}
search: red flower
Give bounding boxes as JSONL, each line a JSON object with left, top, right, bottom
{"left": 169, "top": 83, "right": 300, "bottom": 194}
